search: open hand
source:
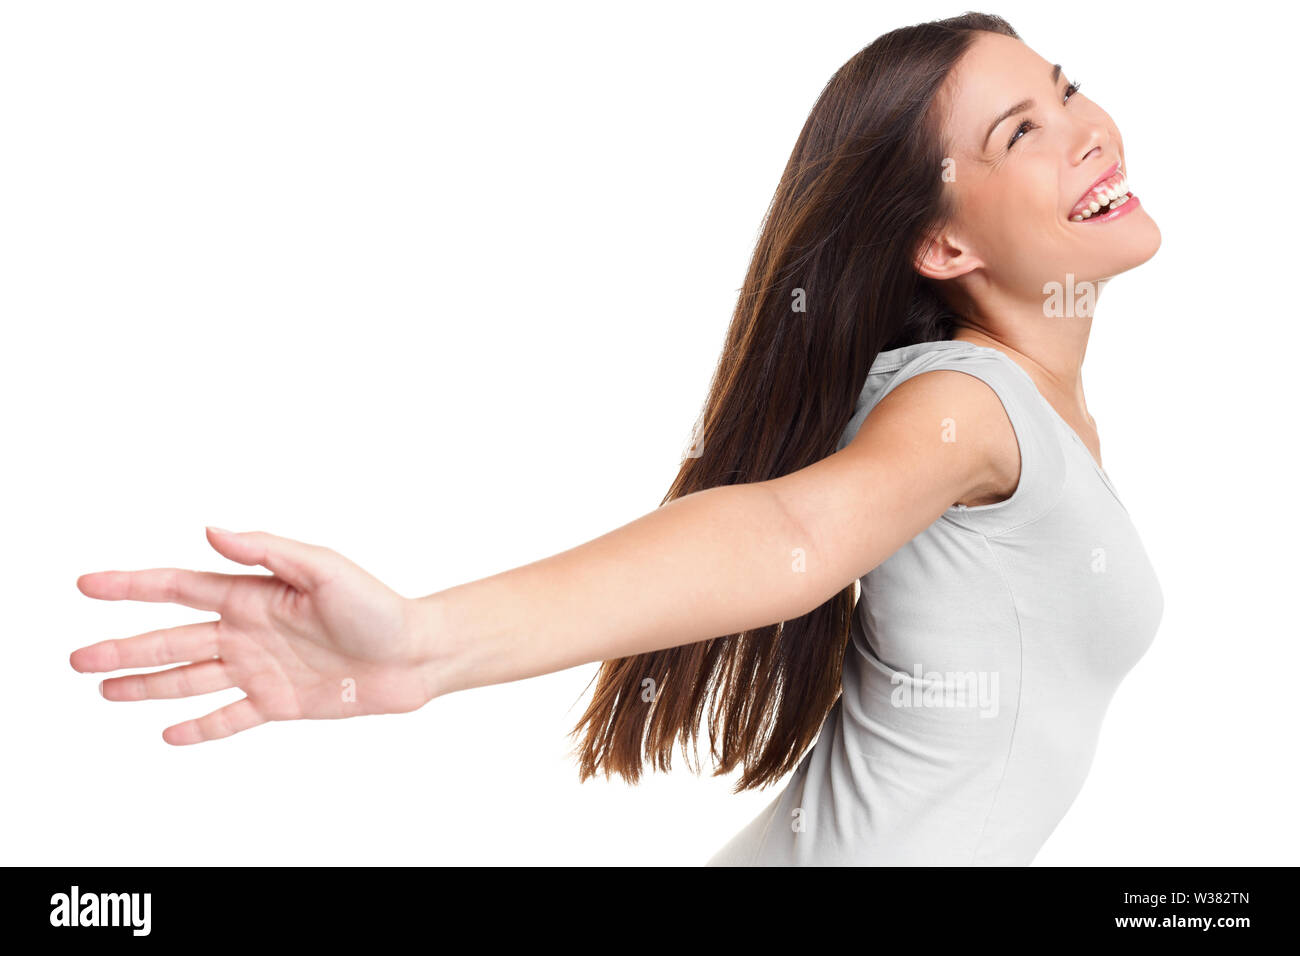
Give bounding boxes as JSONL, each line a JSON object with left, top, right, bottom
{"left": 71, "top": 527, "right": 438, "bottom": 745}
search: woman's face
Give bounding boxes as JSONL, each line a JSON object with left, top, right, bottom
{"left": 923, "top": 31, "right": 1161, "bottom": 305}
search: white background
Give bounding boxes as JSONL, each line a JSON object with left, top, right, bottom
{"left": 2, "top": 0, "right": 1295, "bottom": 866}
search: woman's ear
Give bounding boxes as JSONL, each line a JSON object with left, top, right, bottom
{"left": 913, "top": 228, "right": 983, "bottom": 282}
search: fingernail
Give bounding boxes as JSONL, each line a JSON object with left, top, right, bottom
{"left": 207, "top": 526, "right": 233, "bottom": 535}
{"left": 98, "top": 680, "right": 105, "bottom": 697}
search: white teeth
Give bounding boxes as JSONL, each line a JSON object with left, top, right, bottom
{"left": 1093, "top": 176, "right": 1127, "bottom": 203}
{"left": 1069, "top": 172, "right": 1133, "bottom": 221}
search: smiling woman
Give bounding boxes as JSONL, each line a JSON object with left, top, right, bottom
{"left": 70, "top": 11, "right": 1165, "bottom": 866}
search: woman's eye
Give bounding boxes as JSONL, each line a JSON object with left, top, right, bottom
{"left": 1008, "top": 80, "right": 1082, "bottom": 149}
{"left": 1008, "top": 119, "right": 1034, "bottom": 148}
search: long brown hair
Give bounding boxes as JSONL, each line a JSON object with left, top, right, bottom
{"left": 571, "top": 12, "right": 1020, "bottom": 791}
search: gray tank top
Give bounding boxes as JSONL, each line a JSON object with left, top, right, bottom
{"left": 707, "top": 339, "right": 1164, "bottom": 865}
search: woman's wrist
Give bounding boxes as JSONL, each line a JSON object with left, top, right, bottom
{"left": 403, "top": 591, "right": 460, "bottom": 705}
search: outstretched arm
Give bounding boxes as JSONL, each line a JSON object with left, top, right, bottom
{"left": 403, "top": 366, "right": 1017, "bottom": 696}
{"left": 71, "top": 368, "right": 1014, "bottom": 742}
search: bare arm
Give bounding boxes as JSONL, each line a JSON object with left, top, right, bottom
{"left": 415, "top": 368, "right": 1018, "bottom": 698}
{"left": 69, "top": 369, "right": 1015, "bottom": 743}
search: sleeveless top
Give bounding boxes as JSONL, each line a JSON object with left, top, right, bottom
{"left": 706, "top": 339, "right": 1164, "bottom": 866}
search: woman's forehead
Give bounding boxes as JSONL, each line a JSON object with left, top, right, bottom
{"left": 938, "top": 34, "right": 1058, "bottom": 154}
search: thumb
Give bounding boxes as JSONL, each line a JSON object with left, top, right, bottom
{"left": 205, "top": 526, "right": 337, "bottom": 592}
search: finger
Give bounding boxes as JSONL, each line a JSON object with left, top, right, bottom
{"left": 76, "top": 567, "right": 236, "bottom": 612}
{"left": 204, "top": 527, "right": 336, "bottom": 592}
{"left": 162, "top": 697, "right": 266, "bottom": 746}
{"left": 101, "top": 659, "right": 232, "bottom": 701}
{"left": 71, "top": 620, "right": 220, "bottom": 673}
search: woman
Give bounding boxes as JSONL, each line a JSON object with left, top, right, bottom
{"left": 69, "top": 12, "right": 1163, "bottom": 865}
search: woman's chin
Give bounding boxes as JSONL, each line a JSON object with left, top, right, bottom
{"left": 1142, "top": 216, "right": 1162, "bottom": 260}
{"left": 1122, "top": 216, "right": 1162, "bottom": 270}
{"left": 1085, "top": 215, "right": 1162, "bottom": 279}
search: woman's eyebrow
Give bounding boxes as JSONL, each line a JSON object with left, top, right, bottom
{"left": 982, "top": 62, "right": 1064, "bottom": 149}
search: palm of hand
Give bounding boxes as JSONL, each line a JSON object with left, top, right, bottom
{"left": 72, "top": 528, "right": 436, "bottom": 745}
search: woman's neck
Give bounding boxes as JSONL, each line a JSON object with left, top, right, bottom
{"left": 950, "top": 322, "right": 1093, "bottom": 425}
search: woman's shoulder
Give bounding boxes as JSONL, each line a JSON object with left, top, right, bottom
{"left": 839, "top": 338, "right": 1068, "bottom": 534}
{"left": 842, "top": 340, "right": 1025, "bottom": 443}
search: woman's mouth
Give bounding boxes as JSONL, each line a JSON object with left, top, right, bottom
{"left": 1068, "top": 164, "right": 1135, "bottom": 222}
